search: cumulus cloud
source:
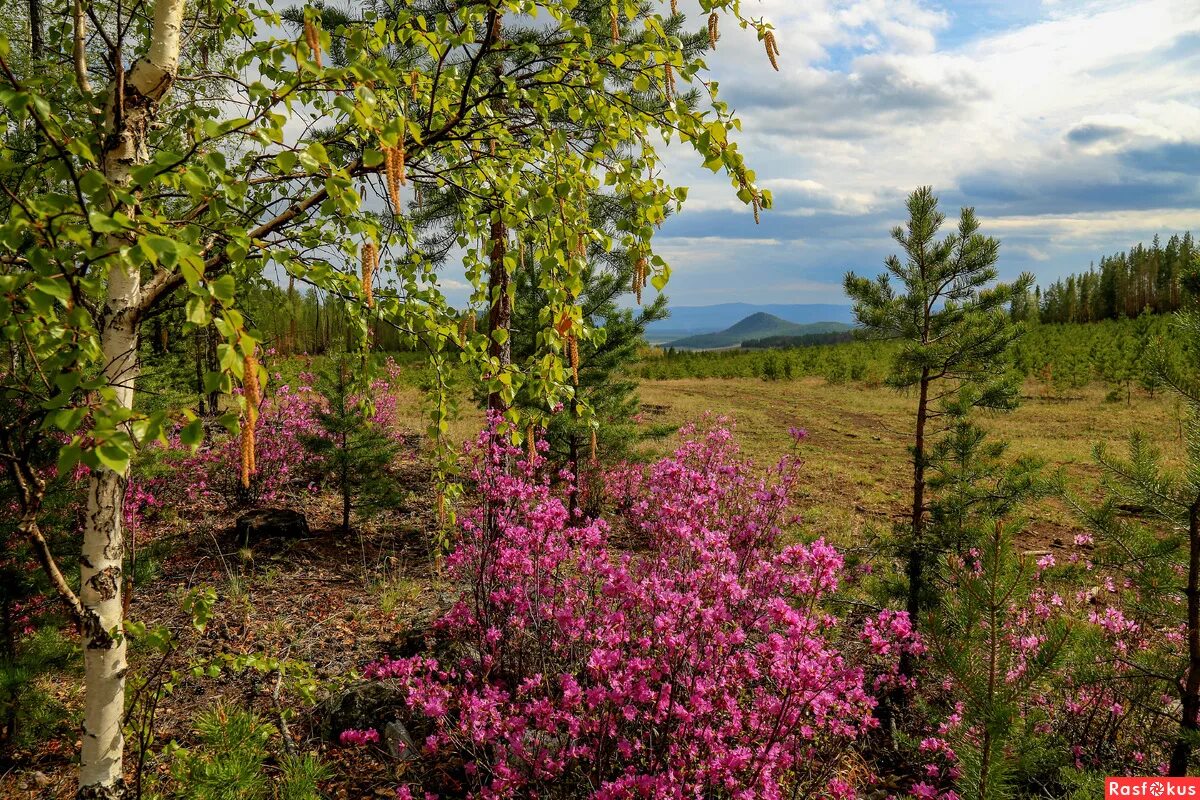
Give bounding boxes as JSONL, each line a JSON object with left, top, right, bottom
{"left": 655, "top": 0, "right": 1200, "bottom": 304}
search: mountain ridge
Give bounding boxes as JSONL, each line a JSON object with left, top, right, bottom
{"left": 666, "top": 313, "right": 853, "bottom": 350}
{"left": 644, "top": 303, "right": 854, "bottom": 342}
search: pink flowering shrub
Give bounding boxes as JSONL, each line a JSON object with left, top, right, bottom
{"left": 126, "top": 357, "right": 409, "bottom": 517}
{"left": 364, "top": 418, "right": 919, "bottom": 799}
{"left": 127, "top": 379, "right": 324, "bottom": 514}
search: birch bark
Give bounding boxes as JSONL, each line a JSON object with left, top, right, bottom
{"left": 80, "top": 2, "right": 185, "bottom": 795}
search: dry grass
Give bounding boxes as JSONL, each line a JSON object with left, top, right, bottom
{"left": 393, "top": 372, "right": 1184, "bottom": 547}
{"left": 634, "top": 377, "right": 1184, "bottom": 546}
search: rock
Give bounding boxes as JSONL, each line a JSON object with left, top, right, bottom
{"left": 384, "top": 720, "right": 419, "bottom": 763}
{"left": 319, "top": 680, "right": 406, "bottom": 740}
{"left": 320, "top": 681, "right": 433, "bottom": 762}
{"left": 235, "top": 508, "right": 309, "bottom": 548}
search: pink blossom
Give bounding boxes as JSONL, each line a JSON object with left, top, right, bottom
{"left": 358, "top": 417, "right": 906, "bottom": 799}
{"left": 339, "top": 728, "right": 380, "bottom": 747}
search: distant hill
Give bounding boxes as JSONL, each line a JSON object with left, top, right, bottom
{"left": 645, "top": 303, "right": 854, "bottom": 343}
{"left": 666, "top": 313, "right": 853, "bottom": 350}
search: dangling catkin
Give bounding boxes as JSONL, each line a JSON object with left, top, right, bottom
{"left": 240, "top": 425, "right": 254, "bottom": 489}
{"left": 437, "top": 491, "right": 446, "bottom": 527}
{"left": 361, "top": 242, "right": 377, "bottom": 308}
{"left": 396, "top": 132, "right": 407, "bottom": 184}
{"left": 385, "top": 147, "right": 398, "bottom": 207}
{"left": 610, "top": 8, "right": 619, "bottom": 44}
{"left": 385, "top": 139, "right": 406, "bottom": 208}
{"left": 527, "top": 424, "right": 536, "bottom": 463}
{"left": 590, "top": 428, "right": 598, "bottom": 463}
{"left": 633, "top": 255, "right": 647, "bottom": 305}
{"left": 459, "top": 310, "right": 476, "bottom": 343}
{"left": 708, "top": 13, "right": 719, "bottom": 48}
{"left": 764, "top": 30, "right": 779, "bottom": 71}
{"left": 303, "top": 18, "right": 322, "bottom": 68}
{"left": 240, "top": 347, "right": 261, "bottom": 489}
{"left": 569, "top": 334, "right": 579, "bottom": 383}
{"left": 752, "top": 193, "right": 761, "bottom": 224}
{"left": 670, "top": 0, "right": 677, "bottom": 14}
{"left": 664, "top": 63, "right": 675, "bottom": 99}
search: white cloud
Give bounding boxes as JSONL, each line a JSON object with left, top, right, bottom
{"left": 656, "top": 0, "right": 1200, "bottom": 303}
{"left": 986, "top": 208, "right": 1200, "bottom": 241}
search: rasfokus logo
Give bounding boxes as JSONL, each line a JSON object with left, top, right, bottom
{"left": 1107, "top": 778, "right": 1200, "bottom": 798}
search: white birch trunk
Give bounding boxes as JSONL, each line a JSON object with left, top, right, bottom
{"left": 80, "top": 2, "right": 185, "bottom": 796}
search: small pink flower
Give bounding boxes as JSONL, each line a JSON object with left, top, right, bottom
{"left": 339, "top": 728, "right": 380, "bottom": 747}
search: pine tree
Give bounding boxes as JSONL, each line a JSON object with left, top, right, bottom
{"left": 303, "top": 358, "right": 403, "bottom": 536}
{"left": 926, "top": 390, "right": 1044, "bottom": 555}
{"left": 844, "top": 186, "right": 1032, "bottom": 676}
{"left": 1071, "top": 290, "right": 1200, "bottom": 775}
{"left": 930, "top": 519, "right": 1070, "bottom": 800}
{"left": 510, "top": 195, "right": 671, "bottom": 509}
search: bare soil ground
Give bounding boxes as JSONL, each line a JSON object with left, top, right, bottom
{"left": 2, "top": 447, "right": 446, "bottom": 799}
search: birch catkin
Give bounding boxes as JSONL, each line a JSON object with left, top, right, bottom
{"left": 361, "top": 242, "right": 378, "bottom": 308}
{"left": 611, "top": 7, "right": 619, "bottom": 44}
{"left": 708, "top": 13, "right": 719, "bottom": 49}
{"left": 385, "top": 132, "right": 406, "bottom": 208}
{"left": 240, "top": 347, "right": 261, "bottom": 489}
{"left": 303, "top": 18, "right": 322, "bottom": 68}
{"left": 590, "top": 428, "right": 598, "bottom": 463}
{"left": 764, "top": 30, "right": 780, "bottom": 71}
{"left": 459, "top": 310, "right": 477, "bottom": 343}
{"left": 569, "top": 334, "right": 580, "bottom": 383}
{"left": 633, "top": 255, "right": 648, "bottom": 305}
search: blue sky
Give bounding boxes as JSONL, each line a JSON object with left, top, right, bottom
{"left": 646, "top": 0, "right": 1200, "bottom": 306}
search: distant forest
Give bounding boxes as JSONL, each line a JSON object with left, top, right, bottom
{"left": 740, "top": 331, "right": 855, "bottom": 349}
{"left": 207, "top": 233, "right": 1197, "bottom": 363}
{"left": 1019, "top": 232, "right": 1198, "bottom": 324}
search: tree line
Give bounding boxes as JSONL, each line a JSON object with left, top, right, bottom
{"left": 1016, "top": 232, "right": 1198, "bottom": 324}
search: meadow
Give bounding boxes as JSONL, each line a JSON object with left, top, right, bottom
{"left": 633, "top": 376, "right": 1182, "bottom": 541}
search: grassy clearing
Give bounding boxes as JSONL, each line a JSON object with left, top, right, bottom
{"left": 634, "top": 377, "right": 1184, "bottom": 546}
{"left": 389, "top": 355, "right": 1183, "bottom": 548}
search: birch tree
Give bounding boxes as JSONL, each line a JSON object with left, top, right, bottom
{"left": 0, "top": 0, "right": 779, "bottom": 794}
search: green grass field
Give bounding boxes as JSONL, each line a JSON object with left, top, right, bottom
{"left": 635, "top": 377, "right": 1183, "bottom": 546}
{"left": 390, "top": 357, "right": 1184, "bottom": 551}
